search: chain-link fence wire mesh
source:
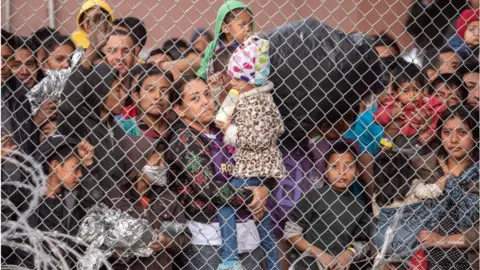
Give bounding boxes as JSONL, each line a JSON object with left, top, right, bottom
{"left": 1, "top": 0, "right": 479, "bottom": 269}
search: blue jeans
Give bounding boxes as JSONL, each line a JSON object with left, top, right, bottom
{"left": 218, "top": 178, "right": 280, "bottom": 270}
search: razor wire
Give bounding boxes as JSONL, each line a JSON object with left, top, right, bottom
{"left": 1, "top": 0, "right": 479, "bottom": 270}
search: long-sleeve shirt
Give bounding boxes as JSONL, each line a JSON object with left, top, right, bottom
{"left": 166, "top": 123, "right": 253, "bottom": 223}
{"left": 374, "top": 95, "right": 446, "bottom": 137}
{"left": 286, "top": 186, "right": 370, "bottom": 257}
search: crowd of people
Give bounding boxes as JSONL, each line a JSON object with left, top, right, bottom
{"left": 1, "top": 0, "right": 479, "bottom": 269}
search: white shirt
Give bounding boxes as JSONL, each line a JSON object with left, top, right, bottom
{"left": 187, "top": 220, "right": 260, "bottom": 253}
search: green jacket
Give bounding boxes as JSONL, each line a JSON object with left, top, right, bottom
{"left": 196, "top": 0, "right": 254, "bottom": 79}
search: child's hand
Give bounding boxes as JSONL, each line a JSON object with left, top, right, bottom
{"left": 214, "top": 120, "right": 230, "bottom": 134}
{"left": 391, "top": 103, "right": 403, "bottom": 118}
{"left": 78, "top": 139, "right": 94, "bottom": 166}
{"left": 333, "top": 250, "right": 354, "bottom": 269}
{"left": 1, "top": 135, "right": 17, "bottom": 157}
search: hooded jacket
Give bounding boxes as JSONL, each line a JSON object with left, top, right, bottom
{"left": 57, "top": 63, "right": 130, "bottom": 203}
{"left": 197, "top": 0, "right": 253, "bottom": 79}
{"left": 71, "top": 0, "right": 114, "bottom": 49}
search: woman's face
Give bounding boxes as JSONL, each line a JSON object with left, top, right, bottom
{"left": 134, "top": 74, "right": 171, "bottom": 117}
{"left": 174, "top": 80, "right": 215, "bottom": 126}
{"left": 441, "top": 116, "right": 476, "bottom": 160}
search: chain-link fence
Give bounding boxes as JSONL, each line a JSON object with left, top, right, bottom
{"left": 1, "top": 0, "right": 479, "bottom": 269}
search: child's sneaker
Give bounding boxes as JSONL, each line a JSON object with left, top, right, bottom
{"left": 217, "top": 261, "right": 244, "bottom": 270}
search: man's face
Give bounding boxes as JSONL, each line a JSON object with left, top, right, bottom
{"left": 43, "top": 44, "right": 74, "bottom": 70}
{"left": 435, "top": 83, "right": 462, "bottom": 107}
{"left": 463, "top": 72, "right": 480, "bottom": 109}
{"left": 438, "top": 52, "right": 461, "bottom": 75}
{"left": 103, "top": 35, "right": 135, "bottom": 75}
{"left": 11, "top": 48, "right": 38, "bottom": 89}
{"left": 1, "top": 44, "right": 14, "bottom": 83}
{"left": 114, "top": 25, "right": 142, "bottom": 56}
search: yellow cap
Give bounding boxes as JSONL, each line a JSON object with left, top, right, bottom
{"left": 76, "top": 0, "right": 114, "bottom": 29}
{"left": 229, "top": 89, "right": 240, "bottom": 96}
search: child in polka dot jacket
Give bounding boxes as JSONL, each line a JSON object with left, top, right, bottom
{"left": 215, "top": 36, "right": 286, "bottom": 270}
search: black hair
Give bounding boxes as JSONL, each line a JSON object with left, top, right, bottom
{"left": 43, "top": 35, "right": 75, "bottom": 58}
{"left": 1, "top": 29, "right": 13, "bottom": 45}
{"left": 436, "top": 104, "right": 479, "bottom": 158}
{"left": 42, "top": 144, "right": 77, "bottom": 174}
{"left": 108, "top": 30, "right": 139, "bottom": 49}
{"left": 429, "top": 73, "right": 469, "bottom": 101}
{"left": 130, "top": 63, "right": 155, "bottom": 78}
{"left": 212, "top": 46, "right": 237, "bottom": 73}
{"left": 114, "top": 17, "right": 147, "bottom": 49}
{"left": 32, "top": 27, "right": 57, "bottom": 44}
{"left": 392, "top": 63, "right": 426, "bottom": 92}
{"left": 319, "top": 103, "right": 359, "bottom": 132}
{"left": 324, "top": 141, "right": 358, "bottom": 165}
{"left": 11, "top": 36, "right": 37, "bottom": 53}
{"left": 169, "top": 74, "right": 205, "bottom": 106}
{"left": 162, "top": 38, "right": 189, "bottom": 60}
{"left": 371, "top": 32, "right": 401, "bottom": 56}
{"left": 149, "top": 48, "right": 174, "bottom": 60}
{"left": 134, "top": 67, "right": 174, "bottom": 93}
{"left": 155, "top": 139, "right": 168, "bottom": 153}
{"left": 458, "top": 58, "right": 480, "bottom": 77}
{"left": 223, "top": 7, "right": 253, "bottom": 24}
{"left": 374, "top": 152, "right": 415, "bottom": 207}
{"left": 423, "top": 47, "right": 457, "bottom": 71}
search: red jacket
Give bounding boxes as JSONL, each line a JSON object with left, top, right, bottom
{"left": 374, "top": 95, "right": 447, "bottom": 137}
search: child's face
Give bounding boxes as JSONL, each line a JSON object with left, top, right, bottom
{"left": 231, "top": 77, "right": 254, "bottom": 92}
{"left": 397, "top": 81, "right": 422, "bottom": 105}
{"left": 52, "top": 156, "right": 82, "bottom": 191}
{"left": 222, "top": 10, "right": 253, "bottom": 43}
{"left": 326, "top": 152, "right": 358, "bottom": 190}
{"left": 103, "top": 79, "right": 127, "bottom": 116}
{"left": 134, "top": 74, "right": 171, "bottom": 117}
{"left": 464, "top": 21, "right": 480, "bottom": 46}
{"left": 435, "top": 83, "right": 462, "bottom": 107}
{"left": 39, "top": 120, "right": 57, "bottom": 143}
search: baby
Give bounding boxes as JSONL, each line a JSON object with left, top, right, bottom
{"left": 215, "top": 36, "right": 285, "bottom": 270}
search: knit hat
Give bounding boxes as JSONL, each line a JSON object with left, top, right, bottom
{"left": 227, "top": 36, "right": 270, "bottom": 86}
{"left": 456, "top": 9, "right": 479, "bottom": 40}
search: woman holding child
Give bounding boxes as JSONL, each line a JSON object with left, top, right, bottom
{"left": 166, "top": 76, "right": 272, "bottom": 270}
{"left": 415, "top": 105, "right": 479, "bottom": 270}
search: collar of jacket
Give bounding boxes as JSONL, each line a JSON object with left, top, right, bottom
{"left": 239, "top": 80, "right": 274, "bottom": 99}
